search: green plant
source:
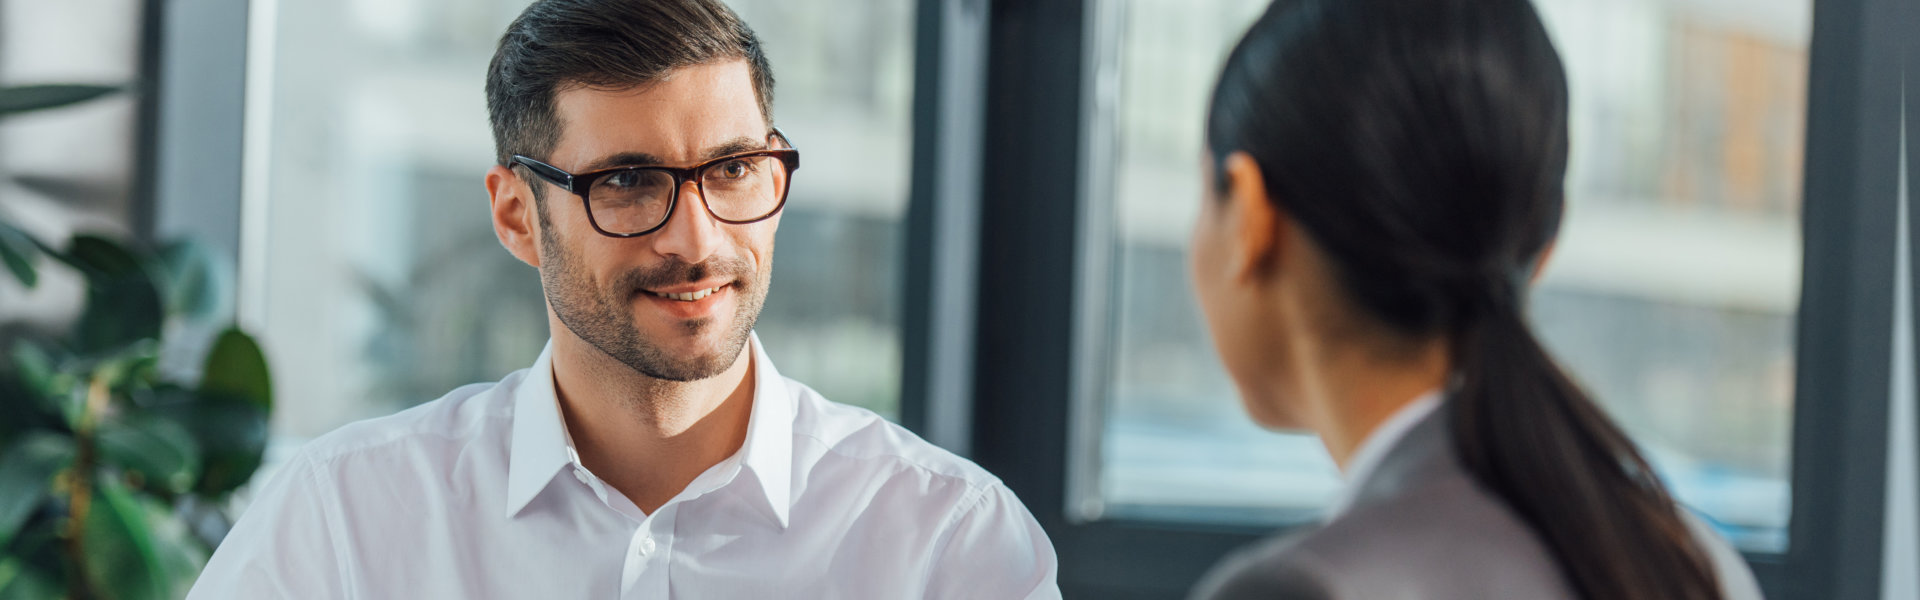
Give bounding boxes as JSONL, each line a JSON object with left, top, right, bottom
{"left": 0, "top": 85, "right": 274, "bottom": 599}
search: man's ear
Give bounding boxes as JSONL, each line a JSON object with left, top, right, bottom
{"left": 487, "top": 164, "right": 543, "bottom": 268}
{"left": 1221, "top": 152, "right": 1283, "bottom": 284}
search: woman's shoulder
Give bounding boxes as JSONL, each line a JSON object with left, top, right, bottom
{"left": 1187, "top": 531, "right": 1338, "bottom": 600}
{"left": 1679, "top": 509, "right": 1767, "bottom": 600}
{"left": 1190, "top": 473, "right": 1577, "bottom": 600}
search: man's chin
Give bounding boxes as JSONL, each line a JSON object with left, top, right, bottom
{"left": 642, "top": 349, "right": 741, "bottom": 382}
{"left": 637, "top": 315, "right": 721, "bottom": 346}
{"left": 625, "top": 328, "right": 747, "bottom": 380}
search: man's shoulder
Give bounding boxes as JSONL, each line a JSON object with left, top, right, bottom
{"left": 784, "top": 377, "right": 1002, "bottom": 494}
{"left": 287, "top": 369, "right": 526, "bottom": 472}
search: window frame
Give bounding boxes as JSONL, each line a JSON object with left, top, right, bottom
{"left": 919, "top": 0, "right": 1910, "bottom": 598}
{"left": 901, "top": 0, "right": 991, "bottom": 455}
{"left": 1899, "top": 0, "right": 1920, "bottom": 588}
{"left": 142, "top": 0, "right": 250, "bottom": 260}
{"left": 148, "top": 0, "right": 1909, "bottom": 597}
{"left": 1780, "top": 0, "right": 1908, "bottom": 596}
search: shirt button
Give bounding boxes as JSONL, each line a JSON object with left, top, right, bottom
{"left": 638, "top": 537, "right": 656, "bottom": 556}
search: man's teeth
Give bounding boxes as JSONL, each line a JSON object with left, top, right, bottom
{"left": 652, "top": 286, "right": 724, "bottom": 301}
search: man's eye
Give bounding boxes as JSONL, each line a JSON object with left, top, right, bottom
{"left": 714, "top": 159, "right": 757, "bottom": 180}
{"left": 605, "top": 171, "right": 644, "bottom": 188}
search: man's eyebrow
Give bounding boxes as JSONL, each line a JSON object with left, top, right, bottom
{"left": 575, "top": 136, "right": 767, "bottom": 172}
{"left": 579, "top": 152, "right": 665, "bottom": 172}
{"left": 699, "top": 136, "right": 767, "bottom": 161}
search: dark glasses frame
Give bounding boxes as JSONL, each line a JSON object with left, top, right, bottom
{"left": 509, "top": 128, "right": 801, "bottom": 238}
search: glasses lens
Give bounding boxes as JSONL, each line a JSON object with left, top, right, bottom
{"left": 588, "top": 169, "right": 676, "bottom": 234}
{"left": 700, "top": 155, "right": 788, "bottom": 221}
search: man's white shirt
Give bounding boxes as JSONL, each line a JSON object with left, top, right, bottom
{"left": 188, "top": 334, "right": 1060, "bottom": 599}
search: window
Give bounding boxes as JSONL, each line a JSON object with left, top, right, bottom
{"left": 1529, "top": 0, "right": 1807, "bottom": 551}
{"left": 727, "top": 0, "right": 914, "bottom": 418}
{"left": 1093, "top": 0, "right": 1809, "bottom": 552}
{"left": 1096, "top": 0, "right": 1330, "bottom": 521}
{"left": 244, "top": 0, "right": 914, "bottom": 443}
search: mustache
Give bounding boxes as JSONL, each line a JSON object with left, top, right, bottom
{"left": 613, "top": 257, "right": 754, "bottom": 295}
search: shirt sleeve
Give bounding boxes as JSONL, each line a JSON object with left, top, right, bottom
{"left": 923, "top": 481, "right": 1061, "bottom": 600}
{"left": 187, "top": 455, "right": 352, "bottom": 599}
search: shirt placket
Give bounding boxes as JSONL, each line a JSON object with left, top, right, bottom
{"left": 565, "top": 458, "right": 673, "bottom": 599}
{"left": 571, "top": 452, "right": 736, "bottom": 600}
{"left": 619, "top": 504, "right": 675, "bottom": 599}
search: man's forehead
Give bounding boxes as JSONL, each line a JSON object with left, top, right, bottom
{"left": 548, "top": 60, "right": 766, "bottom": 166}
{"left": 572, "top": 136, "right": 768, "bottom": 173}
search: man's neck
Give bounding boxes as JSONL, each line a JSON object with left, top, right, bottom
{"left": 547, "top": 330, "right": 757, "bottom": 516}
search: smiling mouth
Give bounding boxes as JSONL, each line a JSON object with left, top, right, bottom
{"left": 648, "top": 285, "right": 727, "bottom": 302}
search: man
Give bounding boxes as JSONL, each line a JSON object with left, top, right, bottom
{"left": 188, "top": 0, "right": 1059, "bottom": 597}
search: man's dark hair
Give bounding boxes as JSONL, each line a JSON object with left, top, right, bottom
{"left": 486, "top": 0, "right": 775, "bottom": 169}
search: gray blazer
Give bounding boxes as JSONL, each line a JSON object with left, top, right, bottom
{"left": 1188, "top": 410, "right": 1764, "bottom": 600}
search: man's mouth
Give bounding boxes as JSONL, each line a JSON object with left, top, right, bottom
{"left": 647, "top": 284, "right": 728, "bottom": 302}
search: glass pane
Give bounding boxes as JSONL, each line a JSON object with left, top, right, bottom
{"left": 728, "top": 0, "right": 913, "bottom": 418}
{"left": 250, "top": 0, "right": 911, "bottom": 447}
{"left": 1095, "top": 0, "right": 1807, "bottom": 552}
{"left": 1529, "top": 0, "right": 1805, "bottom": 552}
{"left": 1098, "top": 0, "right": 1336, "bottom": 523}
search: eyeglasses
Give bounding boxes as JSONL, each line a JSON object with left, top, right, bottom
{"left": 510, "top": 129, "right": 801, "bottom": 238}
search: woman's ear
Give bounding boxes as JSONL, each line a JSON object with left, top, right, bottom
{"left": 1221, "top": 152, "right": 1284, "bottom": 284}
{"left": 1528, "top": 239, "right": 1557, "bottom": 284}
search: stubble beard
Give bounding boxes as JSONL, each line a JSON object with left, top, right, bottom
{"left": 538, "top": 222, "right": 767, "bottom": 383}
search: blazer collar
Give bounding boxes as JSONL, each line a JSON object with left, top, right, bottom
{"left": 1342, "top": 400, "right": 1461, "bottom": 515}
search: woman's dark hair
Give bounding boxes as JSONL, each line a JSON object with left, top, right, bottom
{"left": 1206, "top": 0, "right": 1720, "bottom": 598}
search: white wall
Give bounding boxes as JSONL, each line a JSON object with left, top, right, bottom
{"left": 0, "top": 0, "right": 143, "bottom": 329}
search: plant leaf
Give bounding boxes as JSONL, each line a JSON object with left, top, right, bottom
{"left": 10, "top": 174, "right": 125, "bottom": 209}
{"left": 0, "top": 85, "right": 119, "bottom": 116}
{"left": 151, "top": 395, "right": 268, "bottom": 498}
{"left": 61, "top": 235, "right": 165, "bottom": 354}
{"left": 199, "top": 328, "right": 271, "bottom": 412}
{"left": 96, "top": 411, "right": 202, "bottom": 497}
{"left": 8, "top": 341, "right": 52, "bottom": 387}
{"left": 0, "top": 221, "right": 41, "bottom": 289}
{"left": 0, "top": 555, "right": 63, "bottom": 600}
{"left": 0, "top": 515, "right": 67, "bottom": 598}
{"left": 56, "top": 234, "right": 143, "bottom": 277}
{"left": 0, "top": 375, "right": 32, "bottom": 446}
{"left": 82, "top": 478, "right": 170, "bottom": 600}
{"left": 0, "top": 432, "right": 75, "bottom": 549}
{"left": 158, "top": 239, "right": 225, "bottom": 322}
{"left": 148, "top": 502, "right": 209, "bottom": 600}
{"left": 2, "top": 340, "right": 75, "bottom": 438}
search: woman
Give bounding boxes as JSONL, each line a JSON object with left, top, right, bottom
{"left": 1185, "top": 0, "right": 1764, "bottom": 598}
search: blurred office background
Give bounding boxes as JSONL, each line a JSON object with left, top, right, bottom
{"left": 0, "top": 0, "right": 1911, "bottom": 598}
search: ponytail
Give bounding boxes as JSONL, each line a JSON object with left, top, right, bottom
{"left": 1448, "top": 284, "right": 1721, "bottom": 599}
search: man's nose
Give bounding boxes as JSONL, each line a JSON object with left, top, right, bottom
{"left": 648, "top": 180, "right": 724, "bottom": 263}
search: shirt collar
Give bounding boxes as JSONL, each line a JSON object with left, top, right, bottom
{"left": 737, "top": 332, "right": 794, "bottom": 527}
{"left": 505, "top": 342, "right": 569, "bottom": 517}
{"left": 504, "top": 333, "right": 794, "bottom": 528}
{"left": 1327, "top": 389, "right": 1443, "bottom": 517}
